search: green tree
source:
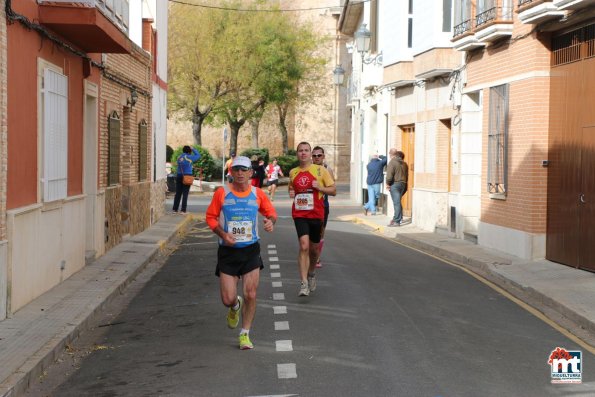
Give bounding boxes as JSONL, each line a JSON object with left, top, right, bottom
{"left": 251, "top": 14, "right": 326, "bottom": 154}
{"left": 168, "top": 3, "right": 236, "bottom": 146}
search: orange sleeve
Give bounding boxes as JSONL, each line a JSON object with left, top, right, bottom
{"left": 205, "top": 188, "right": 225, "bottom": 230}
{"left": 256, "top": 188, "right": 277, "bottom": 219}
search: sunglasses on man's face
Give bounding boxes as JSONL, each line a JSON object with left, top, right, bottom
{"left": 232, "top": 166, "right": 250, "bottom": 172}
{"left": 312, "top": 154, "right": 324, "bottom": 158}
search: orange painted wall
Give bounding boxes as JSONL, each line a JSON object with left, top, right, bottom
{"left": 7, "top": 0, "right": 99, "bottom": 209}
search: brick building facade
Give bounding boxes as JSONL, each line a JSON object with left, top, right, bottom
{"left": 99, "top": 48, "right": 153, "bottom": 251}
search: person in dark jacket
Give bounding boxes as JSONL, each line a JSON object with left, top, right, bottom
{"left": 173, "top": 145, "right": 201, "bottom": 214}
{"left": 385, "top": 149, "right": 409, "bottom": 226}
{"left": 363, "top": 153, "right": 387, "bottom": 216}
{"left": 250, "top": 155, "right": 266, "bottom": 188}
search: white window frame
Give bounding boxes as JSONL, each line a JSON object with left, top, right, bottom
{"left": 39, "top": 61, "right": 68, "bottom": 202}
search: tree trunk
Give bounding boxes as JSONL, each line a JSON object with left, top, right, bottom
{"left": 277, "top": 104, "right": 289, "bottom": 154}
{"left": 192, "top": 110, "right": 204, "bottom": 146}
{"left": 228, "top": 120, "right": 245, "bottom": 156}
{"left": 250, "top": 119, "right": 260, "bottom": 148}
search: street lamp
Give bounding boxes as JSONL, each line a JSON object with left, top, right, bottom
{"left": 354, "top": 23, "right": 383, "bottom": 66}
{"left": 333, "top": 64, "right": 345, "bottom": 85}
{"left": 354, "top": 23, "right": 371, "bottom": 54}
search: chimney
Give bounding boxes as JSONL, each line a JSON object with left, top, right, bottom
{"left": 142, "top": 18, "right": 154, "bottom": 52}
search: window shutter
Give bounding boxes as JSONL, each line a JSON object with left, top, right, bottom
{"left": 43, "top": 68, "right": 68, "bottom": 202}
{"left": 139, "top": 120, "right": 148, "bottom": 181}
{"left": 108, "top": 111, "right": 121, "bottom": 185}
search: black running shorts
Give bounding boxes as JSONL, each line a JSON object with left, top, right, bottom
{"left": 267, "top": 179, "right": 279, "bottom": 186}
{"left": 216, "top": 242, "right": 263, "bottom": 277}
{"left": 293, "top": 217, "right": 323, "bottom": 243}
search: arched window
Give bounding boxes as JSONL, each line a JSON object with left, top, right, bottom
{"left": 108, "top": 111, "right": 121, "bottom": 186}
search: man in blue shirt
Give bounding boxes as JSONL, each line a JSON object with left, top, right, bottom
{"left": 363, "top": 153, "right": 387, "bottom": 216}
{"left": 172, "top": 145, "right": 201, "bottom": 214}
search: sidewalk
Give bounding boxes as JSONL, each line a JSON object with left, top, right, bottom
{"left": 0, "top": 214, "right": 194, "bottom": 397}
{"left": 340, "top": 212, "right": 595, "bottom": 350}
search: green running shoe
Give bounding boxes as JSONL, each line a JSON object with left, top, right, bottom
{"left": 239, "top": 333, "right": 254, "bottom": 350}
{"left": 226, "top": 296, "right": 242, "bottom": 329}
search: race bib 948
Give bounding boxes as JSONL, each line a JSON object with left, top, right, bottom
{"left": 228, "top": 220, "right": 253, "bottom": 242}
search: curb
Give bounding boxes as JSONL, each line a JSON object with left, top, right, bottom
{"left": 0, "top": 215, "right": 195, "bottom": 397}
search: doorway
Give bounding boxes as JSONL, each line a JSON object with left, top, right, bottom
{"left": 400, "top": 125, "right": 415, "bottom": 217}
{"left": 83, "top": 82, "right": 98, "bottom": 260}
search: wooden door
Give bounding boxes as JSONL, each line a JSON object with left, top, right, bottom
{"left": 401, "top": 125, "right": 415, "bottom": 217}
{"left": 579, "top": 127, "right": 595, "bottom": 270}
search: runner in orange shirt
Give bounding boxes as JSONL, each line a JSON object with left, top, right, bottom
{"left": 206, "top": 156, "right": 277, "bottom": 350}
{"left": 289, "top": 142, "right": 336, "bottom": 296}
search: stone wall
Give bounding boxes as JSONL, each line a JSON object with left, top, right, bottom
{"left": 150, "top": 179, "right": 167, "bottom": 223}
{"left": 124, "top": 182, "right": 151, "bottom": 235}
{"left": 104, "top": 186, "right": 122, "bottom": 252}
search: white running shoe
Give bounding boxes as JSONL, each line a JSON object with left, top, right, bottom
{"left": 298, "top": 281, "right": 310, "bottom": 297}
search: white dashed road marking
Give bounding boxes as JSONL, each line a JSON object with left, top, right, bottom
{"left": 276, "top": 340, "right": 293, "bottom": 352}
{"left": 277, "top": 363, "right": 297, "bottom": 379}
{"left": 269, "top": 257, "right": 279, "bottom": 262}
{"left": 271, "top": 272, "right": 281, "bottom": 278}
{"left": 272, "top": 281, "right": 282, "bottom": 288}
{"left": 270, "top": 264, "right": 280, "bottom": 270}
{"left": 272, "top": 293, "right": 285, "bottom": 301}
{"left": 274, "top": 321, "right": 289, "bottom": 331}
{"left": 273, "top": 306, "right": 287, "bottom": 314}
{"left": 268, "top": 250, "right": 278, "bottom": 255}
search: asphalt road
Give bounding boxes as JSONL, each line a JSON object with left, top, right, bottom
{"left": 25, "top": 190, "right": 595, "bottom": 396}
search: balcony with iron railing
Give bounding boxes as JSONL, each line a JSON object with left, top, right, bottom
{"left": 452, "top": 1, "right": 486, "bottom": 51}
{"left": 517, "top": 0, "right": 565, "bottom": 24}
{"left": 37, "top": 0, "right": 131, "bottom": 53}
{"left": 473, "top": 1, "right": 514, "bottom": 43}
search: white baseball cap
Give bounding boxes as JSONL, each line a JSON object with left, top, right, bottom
{"left": 231, "top": 156, "right": 251, "bottom": 168}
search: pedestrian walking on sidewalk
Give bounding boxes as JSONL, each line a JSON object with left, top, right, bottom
{"left": 206, "top": 156, "right": 277, "bottom": 350}
{"left": 363, "top": 152, "right": 387, "bottom": 216}
{"left": 311, "top": 146, "right": 335, "bottom": 268}
{"left": 172, "top": 145, "right": 201, "bottom": 214}
{"left": 386, "top": 149, "right": 408, "bottom": 227}
{"left": 289, "top": 142, "right": 336, "bottom": 297}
